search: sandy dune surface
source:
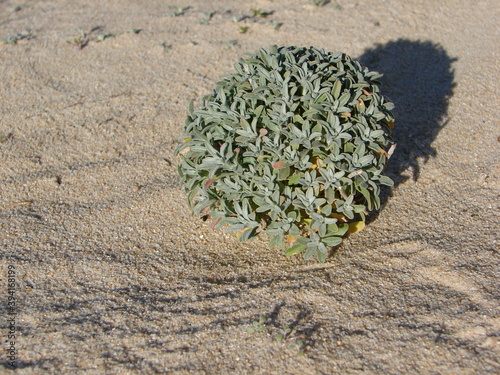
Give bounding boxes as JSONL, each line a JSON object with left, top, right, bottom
{"left": 1, "top": 0, "right": 498, "bottom": 373}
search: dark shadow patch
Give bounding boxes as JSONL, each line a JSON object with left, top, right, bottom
{"left": 358, "top": 39, "right": 457, "bottom": 189}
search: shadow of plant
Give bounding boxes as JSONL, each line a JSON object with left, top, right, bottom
{"left": 358, "top": 39, "right": 457, "bottom": 187}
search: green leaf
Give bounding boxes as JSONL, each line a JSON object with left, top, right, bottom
{"left": 357, "top": 186, "right": 373, "bottom": 210}
{"left": 338, "top": 91, "right": 351, "bottom": 107}
{"left": 326, "top": 186, "right": 336, "bottom": 204}
{"left": 269, "top": 231, "right": 285, "bottom": 249}
{"left": 322, "top": 236, "right": 343, "bottom": 247}
{"left": 321, "top": 204, "right": 332, "bottom": 216}
{"left": 256, "top": 204, "right": 272, "bottom": 213}
{"left": 332, "top": 79, "right": 342, "bottom": 99}
{"left": 289, "top": 224, "right": 300, "bottom": 237}
{"left": 288, "top": 173, "right": 302, "bottom": 185}
{"left": 314, "top": 198, "right": 326, "bottom": 207}
{"left": 243, "top": 92, "right": 265, "bottom": 101}
{"left": 335, "top": 223, "right": 349, "bottom": 237}
{"left": 317, "top": 250, "right": 328, "bottom": 263}
{"left": 379, "top": 175, "right": 394, "bottom": 186}
{"left": 304, "top": 245, "right": 318, "bottom": 260}
{"left": 285, "top": 243, "right": 307, "bottom": 256}
{"left": 188, "top": 99, "right": 195, "bottom": 115}
{"left": 278, "top": 166, "right": 291, "bottom": 180}
{"left": 239, "top": 227, "right": 257, "bottom": 242}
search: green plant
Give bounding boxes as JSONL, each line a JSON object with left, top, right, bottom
{"left": 0, "top": 132, "right": 13, "bottom": 143}
{"left": 96, "top": 28, "right": 142, "bottom": 42}
{"left": 3, "top": 30, "right": 33, "bottom": 45}
{"left": 246, "top": 316, "right": 305, "bottom": 355}
{"left": 312, "top": 0, "right": 330, "bottom": 6}
{"left": 168, "top": 6, "right": 191, "bottom": 17}
{"left": 176, "top": 45, "right": 395, "bottom": 262}
{"left": 199, "top": 11, "right": 216, "bottom": 25}
{"left": 67, "top": 26, "right": 140, "bottom": 49}
{"left": 251, "top": 9, "right": 274, "bottom": 18}
{"left": 67, "top": 27, "right": 91, "bottom": 49}
{"left": 247, "top": 315, "right": 267, "bottom": 333}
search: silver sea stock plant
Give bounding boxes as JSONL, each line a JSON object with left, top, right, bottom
{"left": 175, "top": 45, "right": 395, "bottom": 262}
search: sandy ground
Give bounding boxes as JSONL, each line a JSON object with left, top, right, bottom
{"left": 1, "top": 0, "right": 499, "bottom": 373}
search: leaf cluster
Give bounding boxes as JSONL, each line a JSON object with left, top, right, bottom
{"left": 176, "top": 45, "right": 395, "bottom": 262}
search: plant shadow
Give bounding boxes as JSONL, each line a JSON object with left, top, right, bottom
{"left": 357, "top": 39, "right": 457, "bottom": 214}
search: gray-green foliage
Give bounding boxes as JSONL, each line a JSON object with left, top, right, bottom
{"left": 176, "top": 45, "right": 395, "bottom": 262}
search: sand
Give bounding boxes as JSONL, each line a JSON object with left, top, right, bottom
{"left": 1, "top": 0, "right": 499, "bottom": 373}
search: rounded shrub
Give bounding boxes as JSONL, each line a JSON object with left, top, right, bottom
{"left": 176, "top": 45, "right": 395, "bottom": 262}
